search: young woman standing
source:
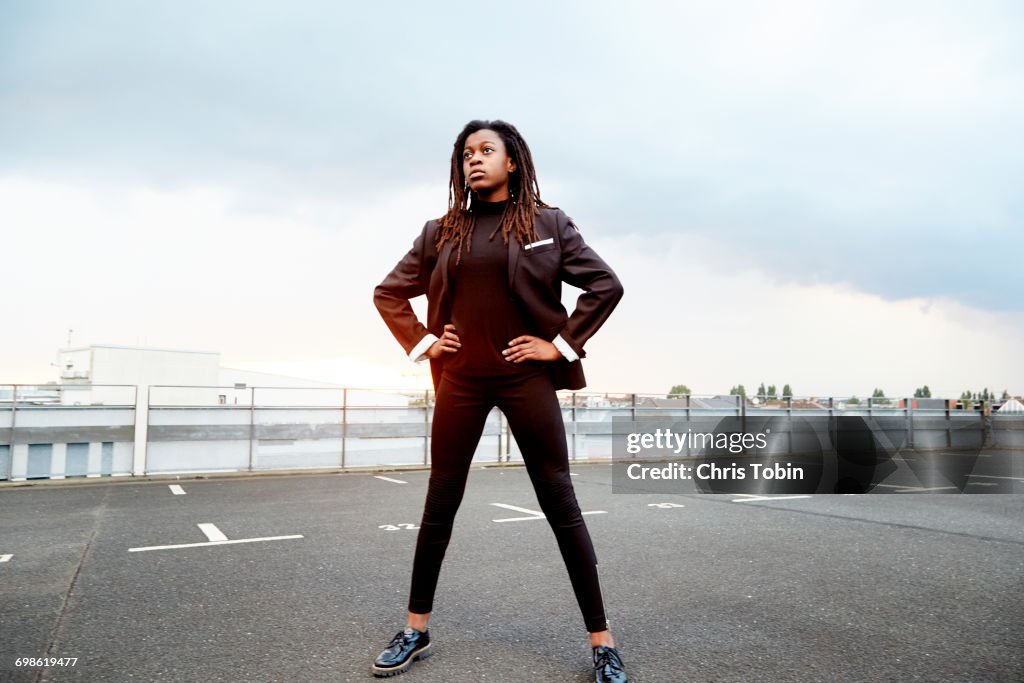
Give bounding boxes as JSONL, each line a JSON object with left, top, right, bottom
{"left": 372, "top": 120, "right": 628, "bottom": 682}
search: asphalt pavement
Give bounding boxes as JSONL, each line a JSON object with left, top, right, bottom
{"left": 1, "top": 464, "right": 1022, "bottom": 682}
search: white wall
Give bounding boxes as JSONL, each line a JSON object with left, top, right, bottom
{"left": 89, "top": 346, "right": 219, "bottom": 386}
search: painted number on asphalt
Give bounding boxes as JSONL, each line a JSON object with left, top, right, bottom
{"left": 647, "top": 503, "right": 685, "bottom": 509}
{"left": 379, "top": 523, "right": 420, "bottom": 531}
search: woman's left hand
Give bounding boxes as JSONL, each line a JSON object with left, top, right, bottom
{"left": 503, "top": 335, "right": 562, "bottom": 363}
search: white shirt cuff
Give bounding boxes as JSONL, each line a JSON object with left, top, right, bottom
{"left": 409, "top": 334, "right": 438, "bottom": 362}
{"left": 552, "top": 334, "right": 579, "bottom": 362}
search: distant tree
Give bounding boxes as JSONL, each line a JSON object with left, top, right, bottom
{"left": 729, "top": 385, "right": 747, "bottom": 397}
{"left": 767, "top": 384, "right": 777, "bottom": 399}
{"left": 667, "top": 384, "right": 691, "bottom": 398}
{"left": 914, "top": 385, "right": 932, "bottom": 398}
{"left": 782, "top": 384, "right": 793, "bottom": 398}
{"left": 872, "top": 388, "right": 886, "bottom": 398}
{"left": 960, "top": 390, "right": 972, "bottom": 400}
{"left": 847, "top": 396, "right": 861, "bottom": 405}
{"left": 1002, "top": 389, "right": 1011, "bottom": 400}
{"left": 982, "top": 387, "right": 990, "bottom": 401}
{"left": 756, "top": 382, "right": 767, "bottom": 399}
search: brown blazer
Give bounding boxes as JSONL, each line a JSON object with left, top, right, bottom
{"left": 373, "top": 206, "right": 623, "bottom": 392}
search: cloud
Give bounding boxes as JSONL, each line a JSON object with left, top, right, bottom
{"left": 0, "top": 0, "right": 1021, "bottom": 370}
{"left": 584, "top": 229, "right": 1024, "bottom": 397}
{"left": 1, "top": 175, "right": 1020, "bottom": 398}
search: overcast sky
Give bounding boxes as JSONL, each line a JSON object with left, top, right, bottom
{"left": 2, "top": 0, "right": 1021, "bottom": 397}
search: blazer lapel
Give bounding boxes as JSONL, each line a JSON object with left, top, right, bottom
{"left": 439, "top": 239, "right": 454, "bottom": 296}
{"left": 508, "top": 234, "right": 520, "bottom": 289}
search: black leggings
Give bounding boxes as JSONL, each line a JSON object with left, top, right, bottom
{"left": 407, "top": 368, "right": 609, "bottom": 633}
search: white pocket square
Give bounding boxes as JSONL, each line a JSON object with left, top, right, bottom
{"left": 524, "top": 237, "right": 554, "bottom": 250}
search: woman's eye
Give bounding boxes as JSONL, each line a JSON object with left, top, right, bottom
{"left": 483, "top": 147, "right": 494, "bottom": 153}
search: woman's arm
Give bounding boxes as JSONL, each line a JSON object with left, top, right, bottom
{"left": 372, "top": 221, "right": 438, "bottom": 361}
{"left": 554, "top": 210, "right": 624, "bottom": 359}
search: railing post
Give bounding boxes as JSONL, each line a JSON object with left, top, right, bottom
{"left": 786, "top": 396, "right": 793, "bottom": 455}
{"left": 341, "top": 388, "right": 347, "bottom": 469}
{"left": 500, "top": 410, "right": 507, "bottom": 463}
{"left": 685, "top": 394, "right": 692, "bottom": 456}
{"left": 945, "top": 403, "right": 952, "bottom": 448}
{"left": 137, "top": 384, "right": 151, "bottom": 477}
{"left": 133, "top": 385, "right": 139, "bottom": 476}
{"left": 424, "top": 390, "right": 430, "bottom": 466}
{"left": 571, "top": 392, "right": 577, "bottom": 461}
{"left": 248, "top": 386, "right": 255, "bottom": 472}
{"left": 8, "top": 384, "right": 17, "bottom": 481}
{"left": 905, "top": 398, "right": 914, "bottom": 448}
{"left": 980, "top": 403, "right": 986, "bottom": 447}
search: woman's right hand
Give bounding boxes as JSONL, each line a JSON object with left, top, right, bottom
{"left": 425, "top": 323, "right": 461, "bottom": 359}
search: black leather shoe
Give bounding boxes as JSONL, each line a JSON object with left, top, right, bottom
{"left": 593, "top": 645, "right": 628, "bottom": 683}
{"left": 371, "top": 627, "right": 432, "bottom": 677}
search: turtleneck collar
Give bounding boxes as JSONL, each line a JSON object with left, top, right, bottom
{"left": 471, "top": 196, "right": 509, "bottom": 215}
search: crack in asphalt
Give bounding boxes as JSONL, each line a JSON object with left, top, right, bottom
{"left": 36, "top": 486, "right": 112, "bottom": 683}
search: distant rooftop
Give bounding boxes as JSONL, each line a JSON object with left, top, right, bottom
{"left": 60, "top": 344, "right": 220, "bottom": 356}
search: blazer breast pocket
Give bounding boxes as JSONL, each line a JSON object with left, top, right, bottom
{"left": 523, "top": 237, "right": 557, "bottom": 256}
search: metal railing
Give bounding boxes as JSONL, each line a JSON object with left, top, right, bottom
{"left": 1, "top": 384, "right": 1020, "bottom": 482}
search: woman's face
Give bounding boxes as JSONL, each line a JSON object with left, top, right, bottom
{"left": 462, "top": 129, "right": 516, "bottom": 201}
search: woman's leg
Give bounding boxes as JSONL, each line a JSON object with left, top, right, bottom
{"left": 407, "top": 372, "right": 493, "bottom": 617}
{"left": 496, "top": 371, "right": 611, "bottom": 637}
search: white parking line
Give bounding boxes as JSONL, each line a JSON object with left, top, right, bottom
{"left": 198, "top": 523, "right": 228, "bottom": 542}
{"left": 128, "top": 535, "right": 304, "bottom": 553}
{"left": 894, "top": 486, "right": 959, "bottom": 492}
{"left": 374, "top": 476, "right": 408, "bottom": 484}
{"left": 169, "top": 485, "right": 186, "bottom": 495}
{"left": 493, "top": 503, "right": 543, "bottom": 516}
{"left": 0, "top": 554, "right": 12, "bottom": 563}
{"left": 874, "top": 484, "right": 960, "bottom": 492}
{"left": 490, "top": 502, "right": 607, "bottom": 523}
{"left": 732, "top": 494, "right": 811, "bottom": 502}
{"left": 967, "top": 474, "right": 1024, "bottom": 482}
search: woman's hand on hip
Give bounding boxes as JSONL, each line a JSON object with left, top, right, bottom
{"left": 426, "top": 324, "right": 461, "bottom": 359}
{"left": 503, "top": 335, "right": 561, "bottom": 363}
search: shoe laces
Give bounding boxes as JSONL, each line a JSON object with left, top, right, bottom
{"left": 594, "top": 646, "right": 624, "bottom": 674}
{"left": 386, "top": 628, "right": 415, "bottom": 651}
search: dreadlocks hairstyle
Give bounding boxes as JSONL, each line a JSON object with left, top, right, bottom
{"left": 436, "top": 119, "right": 552, "bottom": 263}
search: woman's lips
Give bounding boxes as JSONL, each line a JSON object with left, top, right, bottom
{"left": 469, "top": 170, "right": 485, "bottom": 180}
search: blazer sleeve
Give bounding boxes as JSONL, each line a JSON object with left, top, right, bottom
{"left": 373, "top": 221, "right": 435, "bottom": 359}
{"left": 555, "top": 210, "right": 624, "bottom": 359}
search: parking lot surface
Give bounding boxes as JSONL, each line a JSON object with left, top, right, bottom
{"left": 1, "top": 465, "right": 1022, "bottom": 682}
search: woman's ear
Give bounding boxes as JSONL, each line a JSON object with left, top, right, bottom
{"left": 507, "top": 158, "right": 517, "bottom": 174}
